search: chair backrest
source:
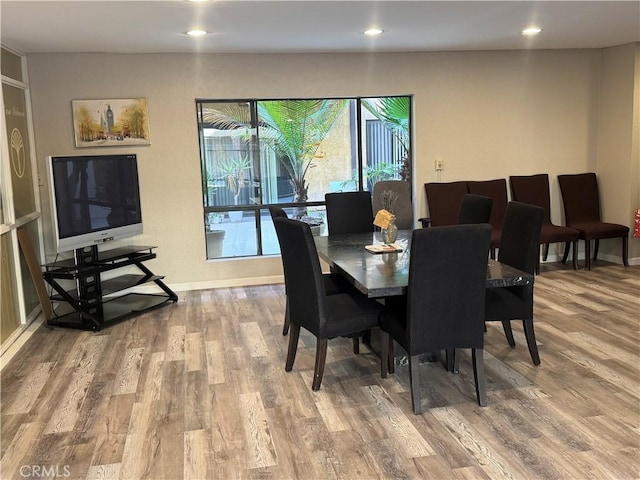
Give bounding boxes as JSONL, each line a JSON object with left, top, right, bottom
{"left": 498, "top": 201, "right": 544, "bottom": 275}
{"left": 467, "top": 179, "right": 508, "bottom": 230}
{"left": 458, "top": 194, "right": 493, "bottom": 224}
{"left": 424, "top": 181, "right": 469, "bottom": 227}
{"left": 325, "top": 191, "right": 374, "bottom": 235}
{"left": 273, "top": 217, "right": 327, "bottom": 335}
{"left": 557, "top": 173, "right": 601, "bottom": 225}
{"left": 268, "top": 205, "right": 288, "bottom": 220}
{"left": 372, "top": 180, "right": 413, "bottom": 230}
{"left": 406, "top": 224, "right": 491, "bottom": 353}
{"left": 509, "top": 174, "right": 553, "bottom": 224}
{"left": 269, "top": 205, "right": 290, "bottom": 292}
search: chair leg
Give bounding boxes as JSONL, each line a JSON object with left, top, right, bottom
{"left": 285, "top": 324, "right": 300, "bottom": 371}
{"left": 453, "top": 349, "right": 460, "bottom": 373}
{"left": 561, "top": 241, "right": 570, "bottom": 264}
{"left": 570, "top": 240, "right": 578, "bottom": 270}
{"left": 490, "top": 248, "right": 496, "bottom": 260}
{"left": 388, "top": 338, "right": 395, "bottom": 374}
{"left": 352, "top": 337, "right": 360, "bottom": 354}
{"left": 312, "top": 338, "right": 328, "bottom": 391}
{"left": 593, "top": 239, "right": 599, "bottom": 261}
{"left": 381, "top": 331, "right": 389, "bottom": 378}
{"left": 472, "top": 348, "right": 487, "bottom": 407}
{"left": 584, "top": 239, "right": 591, "bottom": 271}
{"left": 381, "top": 332, "right": 388, "bottom": 378}
{"left": 622, "top": 235, "right": 629, "bottom": 267}
{"left": 502, "top": 320, "right": 516, "bottom": 347}
{"left": 282, "top": 296, "right": 291, "bottom": 336}
{"left": 445, "top": 349, "right": 460, "bottom": 373}
{"left": 542, "top": 243, "right": 549, "bottom": 261}
{"left": 408, "top": 355, "right": 422, "bottom": 414}
{"left": 522, "top": 319, "right": 541, "bottom": 366}
{"left": 446, "top": 349, "right": 454, "bottom": 372}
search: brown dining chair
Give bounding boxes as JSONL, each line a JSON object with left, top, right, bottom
{"left": 509, "top": 174, "right": 579, "bottom": 272}
{"left": 557, "top": 173, "right": 629, "bottom": 270}
{"left": 372, "top": 180, "right": 413, "bottom": 230}
{"left": 379, "top": 224, "right": 492, "bottom": 413}
{"left": 467, "top": 179, "right": 508, "bottom": 258}
{"left": 275, "top": 217, "right": 383, "bottom": 391}
{"left": 423, "top": 181, "right": 469, "bottom": 228}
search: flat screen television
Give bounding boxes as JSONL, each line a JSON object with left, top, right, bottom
{"left": 48, "top": 153, "right": 143, "bottom": 253}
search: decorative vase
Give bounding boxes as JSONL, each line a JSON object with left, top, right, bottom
{"left": 382, "top": 216, "right": 398, "bottom": 244}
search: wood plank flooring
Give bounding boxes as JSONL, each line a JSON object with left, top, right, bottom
{"left": 1, "top": 262, "right": 639, "bottom": 479}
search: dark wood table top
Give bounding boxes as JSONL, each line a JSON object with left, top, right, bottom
{"left": 314, "top": 230, "right": 534, "bottom": 298}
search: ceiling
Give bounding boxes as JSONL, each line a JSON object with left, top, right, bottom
{"left": 2, "top": 1, "right": 639, "bottom": 55}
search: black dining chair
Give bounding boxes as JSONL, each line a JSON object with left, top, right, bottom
{"left": 269, "top": 206, "right": 353, "bottom": 336}
{"left": 557, "top": 173, "right": 629, "bottom": 270}
{"left": 510, "top": 174, "right": 580, "bottom": 272}
{"left": 275, "top": 217, "right": 383, "bottom": 391}
{"left": 379, "top": 224, "right": 492, "bottom": 414}
{"left": 485, "top": 201, "right": 544, "bottom": 365}
{"left": 435, "top": 193, "right": 493, "bottom": 371}
{"left": 458, "top": 193, "right": 493, "bottom": 224}
{"left": 325, "top": 191, "right": 375, "bottom": 235}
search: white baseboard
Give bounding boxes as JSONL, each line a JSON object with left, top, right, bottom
{"left": 542, "top": 251, "right": 639, "bottom": 266}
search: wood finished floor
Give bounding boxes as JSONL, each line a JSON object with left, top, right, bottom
{"left": 1, "top": 262, "right": 639, "bottom": 479}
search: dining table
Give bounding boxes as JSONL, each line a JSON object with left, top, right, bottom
{"left": 314, "top": 229, "right": 534, "bottom": 298}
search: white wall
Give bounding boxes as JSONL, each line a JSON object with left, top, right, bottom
{"left": 597, "top": 43, "right": 640, "bottom": 261}
{"left": 25, "top": 48, "right": 634, "bottom": 288}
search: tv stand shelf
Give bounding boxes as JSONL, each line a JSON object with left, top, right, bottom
{"left": 43, "top": 245, "right": 178, "bottom": 331}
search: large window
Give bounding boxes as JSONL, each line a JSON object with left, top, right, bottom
{"left": 196, "top": 96, "right": 412, "bottom": 259}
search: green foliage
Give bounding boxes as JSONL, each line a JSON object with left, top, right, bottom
{"left": 340, "top": 161, "right": 400, "bottom": 191}
{"left": 217, "top": 155, "right": 251, "bottom": 194}
{"left": 202, "top": 99, "right": 347, "bottom": 204}
{"left": 362, "top": 97, "right": 411, "bottom": 181}
{"left": 362, "top": 97, "right": 409, "bottom": 152}
{"left": 201, "top": 103, "right": 252, "bottom": 130}
{"left": 364, "top": 162, "right": 401, "bottom": 186}
{"left": 257, "top": 100, "right": 347, "bottom": 202}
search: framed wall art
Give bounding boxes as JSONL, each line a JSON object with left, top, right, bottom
{"left": 72, "top": 98, "right": 150, "bottom": 147}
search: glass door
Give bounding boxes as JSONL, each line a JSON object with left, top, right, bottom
{"left": 1, "top": 46, "right": 43, "bottom": 347}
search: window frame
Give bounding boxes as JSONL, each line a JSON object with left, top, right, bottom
{"left": 196, "top": 95, "right": 412, "bottom": 259}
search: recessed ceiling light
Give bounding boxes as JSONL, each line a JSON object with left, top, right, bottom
{"left": 522, "top": 27, "right": 542, "bottom": 36}
{"left": 364, "top": 29, "right": 383, "bottom": 36}
{"left": 186, "top": 30, "right": 208, "bottom": 37}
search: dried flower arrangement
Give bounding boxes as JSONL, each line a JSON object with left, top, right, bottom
{"left": 381, "top": 189, "right": 399, "bottom": 214}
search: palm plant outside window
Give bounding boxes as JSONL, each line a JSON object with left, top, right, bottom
{"left": 197, "top": 96, "right": 412, "bottom": 259}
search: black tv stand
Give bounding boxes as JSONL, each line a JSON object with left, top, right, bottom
{"left": 43, "top": 245, "right": 178, "bottom": 331}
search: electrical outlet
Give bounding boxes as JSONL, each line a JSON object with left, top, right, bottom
{"left": 435, "top": 158, "right": 444, "bottom": 171}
